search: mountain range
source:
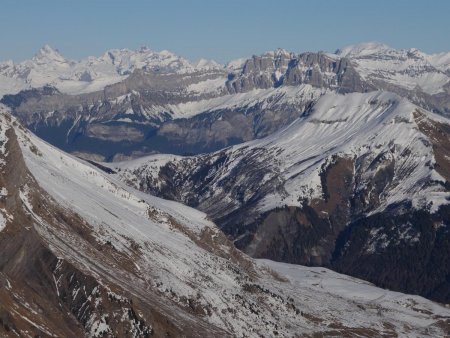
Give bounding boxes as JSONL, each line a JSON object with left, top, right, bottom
{"left": 2, "top": 42, "right": 450, "bottom": 161}
{"left": 1, "top": 42, "right": 450, "bottom": 337}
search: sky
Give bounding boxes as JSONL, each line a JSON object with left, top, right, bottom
{"left": 1, "top": 0, "right": 449, "bottom": 63}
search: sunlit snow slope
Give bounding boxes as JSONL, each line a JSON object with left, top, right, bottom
{"left": 0, "top": 105, "right": 449, "bottom": 336}
{"left": 108, "top": 90, "right": 450, "bottom": 305}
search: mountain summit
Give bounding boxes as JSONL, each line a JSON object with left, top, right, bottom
{"left": 0, "top": 45, "right": 222, "bottom": 96}
{"left": 32, "top": 44, "right": 68, "bottom": 63}
{"left": 335, "top": 41, "right": 393, "bottom": 57}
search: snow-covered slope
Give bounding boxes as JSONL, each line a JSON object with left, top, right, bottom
{"left": 336, "top": 42, "right": 450, "bottom": 95}
{"left": 427, "top": 51, "right": 450, "bottom": 74}
{"left": 1, "top": 104, "right": 450, "bottom": 336}
{"left": 248, "top": 91, "right": 449, "bottom": 212}
{"left": 113, "top": 90, "right": 450, "bottom": 214}
{"left": 108, "top": 90, "right": 450, "bottom": 304}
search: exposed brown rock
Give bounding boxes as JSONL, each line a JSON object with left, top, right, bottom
{"left": 0, "top": 122, "right": 229, "bottom": 337}
{"left": 414, "top": 109, "right": 450, "bottom": 182}
{"left": 245, "top": 157, "right": 355, "bottom": 265}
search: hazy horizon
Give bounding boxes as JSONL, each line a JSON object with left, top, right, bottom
{"left": 1, "top": 0, "right": 450, "bottom": 63}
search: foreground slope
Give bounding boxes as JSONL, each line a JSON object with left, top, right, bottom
{"left": 109, "top": 90, "right": 450, "bottom": 303}
{"left": 0, "top": 107, "right": 449, "bottom": 336}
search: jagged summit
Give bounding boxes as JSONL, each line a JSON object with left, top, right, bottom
{"left": 0, "top": 45, "right": 224, "bottom": 97}
{"left": 35, "top": 44, "right": 55, "bottom": 55}
{"left": 1, "top": 42, "right": 449, "bottom": 99}
{"left": 194, "top": 58, "right": 222, "bottom": 70}
{"left": 32, "top": 44, "right": 67, "bottom": 62}
{"left": 264, "top": 48, "right": 294, "bottom": 58}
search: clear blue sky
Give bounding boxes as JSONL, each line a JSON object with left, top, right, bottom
{"left": 1, "top": 0, "right": 449, "bottom": 63}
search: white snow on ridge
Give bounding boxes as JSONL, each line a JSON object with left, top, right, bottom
{"left": 194, "top": 58, "right": 222, "bottom": 70}
{"left": 168, "top": 84, "right": 325, "bottom": 119}
{"left": 2, "top": 105, "right": 448, "bottom": 336}
{"left": 250, "top": 91, "right": 450, "bottom": 212}
{"left": 392, "top": 71, "right": 449, "bottom": 95}
{"left": 17, "top": 130, "right": 212, "bottom": 236}
{"left": 0, "top": 45, "right": 222, "bottom": 97}
{"left": 427, "top": 51, "right": 450, "bottom": 73}
{"left": 0, "top": 214, "right": 5, "bottom": 232}
{"left": 259, "top": 259, "right": 450, "bottom": 325}
{"left": 0, "top": 107, "right": 10, "bottom": 166}
{"left": 185, "top": 76, "right": 227, "bottom": 95}
{"left": 336, "top": 41, "right": 393, "bottom": 58}
{"left": 226, "top": 57, "right": 247, "bottom": 70}
{"left": 336, "top": 42, "right": 450, "bottom": 95}
{"left": 0, "top": 73, "right": 28, "bottom": 97}
{"left": 107, "top": 153, "right": 185, "bottom": 192}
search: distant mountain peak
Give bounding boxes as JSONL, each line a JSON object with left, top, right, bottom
{"left": 264, "top": 48, "right": 294, "bottom": 58}
{"left": 138, "top": 45, "right": 150, "bottom": 52}
{"left": 157, "top": 49, "right": 175, "bottom": 57}
{"left": 336, "top": 41, "right": 392, "bottom": 57}
{"left": 40, "top": 44, "right": 57, "bottom": 52}
{"left": 33, "top": 44, "right": 67, "bottom": 62}
{"left": 194, "top": 58, "right": 222, "bottom": 69}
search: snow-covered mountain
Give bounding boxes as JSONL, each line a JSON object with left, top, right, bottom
{"left": 1, "top": 43, "right": 450, "bottom": 308}
{"left": 2, "top": 40, "right": 450, "bottom": 336}
{"left": 2, "top": 105, "right": 449, "bottom": 336}
{"left": 0, "top": 45, "right": 221, "bottom": 96}
{"left": 336, "top": 42, "right": 450, "bottom": 95}
{"left": 2, "top": 42, "right": 449, "bottom": 98}
{"left": 338, "top": 41, "right": 450, "bottom": 74}
{"left": 107, "top": 90, "right": 450, "bottom": 304}
{"left": 2, "top": 42, "right": 450, "bottom": 161}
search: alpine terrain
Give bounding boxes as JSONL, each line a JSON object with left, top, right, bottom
{"left": 109, "top": 90, "right": 450, "bottom": 304}
{"left": 2, "top": 42, "right": 449, "bottom": 161}
{"left": 1, "top": 105, "right": 449, "bottom": 336}
{"left": 1, "top": 41, "right": 450, "bottom": 337}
